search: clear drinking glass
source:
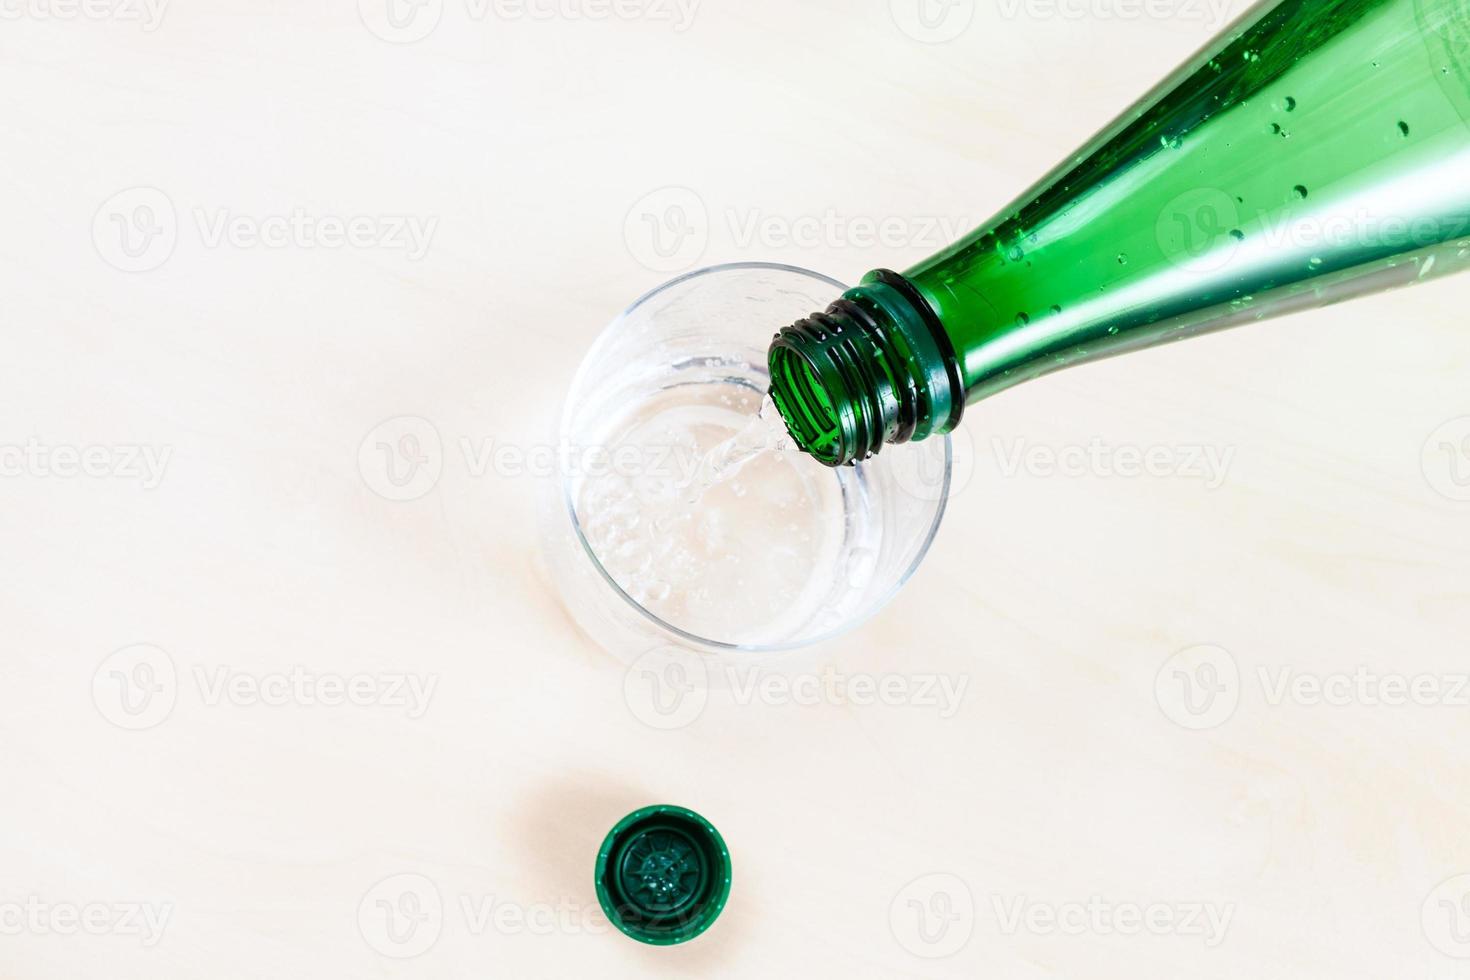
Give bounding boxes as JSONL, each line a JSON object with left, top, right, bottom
{"left": 542, "top": 263, "right": 951, "bottom": 661}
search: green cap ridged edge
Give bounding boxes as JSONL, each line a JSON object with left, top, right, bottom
{"left": 594, "top": 804, "right": 731, "bottom": 945}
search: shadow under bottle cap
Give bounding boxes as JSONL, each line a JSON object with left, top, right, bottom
{"left": 594, "top": 804, "right": 731, "bottom": 945}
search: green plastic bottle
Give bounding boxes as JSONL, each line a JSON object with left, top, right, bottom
{"left": 768, "top": 0, "right": 1470, "bottom": 466}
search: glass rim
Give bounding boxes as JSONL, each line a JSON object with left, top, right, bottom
{"left": 558, "top": 261, "right": 952, "bottom": 655}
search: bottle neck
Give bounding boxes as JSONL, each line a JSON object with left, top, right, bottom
{"left": 767, "top": 270, "right": 963, "bottom": 466}
{"left": 770, "top": 0, "right": 1470, "bottom": 466}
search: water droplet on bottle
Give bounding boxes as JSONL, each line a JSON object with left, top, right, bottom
{"left": 1308, "top": 255, "right": 1322, "bottom": 268}
{"left": 1106, "top": 325, "right": 1120, "bottom": 336}
{"left": 1291, "top": 184, "right": 1308, "bottom": 200}
{"left": 1006, "top": 244, "right": 1024, "bottom": 262}
{"left": 1050, "top": 304, "right": 1062, "bottom": 315}
{"left": 1229, "top": 229, "right": 1244, "bottom": 242}
{"left": 1116, "top": 253, "right": 1128, "bottom": 265}
{"left": 1397, "top": 120, "right": 1410, "bottom": 137}
{"left": 1282, "top": 95, "right": 1296, "bottom": 111}
{"left": 1016, "top": 312, "right": 1030, "bottom": 326}
{"left": 1268, "top": 122, "right": 1282, "bottom": 135}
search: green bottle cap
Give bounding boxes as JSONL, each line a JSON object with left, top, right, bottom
{"left": 594, "top": 804, "right": 731, "bottom": 945}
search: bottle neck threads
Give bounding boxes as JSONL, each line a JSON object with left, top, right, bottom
{"left": 767, "top": 270, "right": 962, "bottom": 466}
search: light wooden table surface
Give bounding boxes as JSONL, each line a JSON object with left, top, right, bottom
{"left": 4, "top": 0, "right": 1470, "bottom": 976}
